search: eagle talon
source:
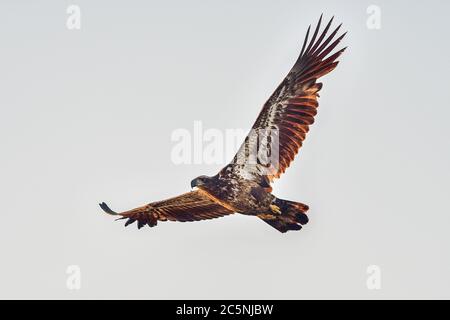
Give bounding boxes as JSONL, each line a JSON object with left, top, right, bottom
{"left": 270, "top": 204, "right": 282, "bottom": 215}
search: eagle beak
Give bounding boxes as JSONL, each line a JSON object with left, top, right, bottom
{"left": 191, "top": 178, "right": 205, "bottom": 189}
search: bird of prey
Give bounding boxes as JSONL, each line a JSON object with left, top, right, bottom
{"left": 100, "top": 15, "right": 346, "bottom": 233}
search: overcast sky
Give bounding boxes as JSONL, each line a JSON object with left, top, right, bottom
{"left": 0, "top": 0, "right": 449, "bottom": 299}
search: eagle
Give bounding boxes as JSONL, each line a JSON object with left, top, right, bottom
{"left": 100, "top": 15, "right": 346, "bottom": 233}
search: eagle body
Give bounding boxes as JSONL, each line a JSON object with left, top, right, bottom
{"left": 100, "top": 15, "right": 346, "bottom": 233}
{"left": 191, "top": 171, "right": 275, "bottom": 215}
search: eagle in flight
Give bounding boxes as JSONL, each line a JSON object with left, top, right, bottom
{"left": 100, "top": 15, "right": 346, "bottom": 233}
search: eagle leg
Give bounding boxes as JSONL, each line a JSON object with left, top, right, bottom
{"left": 258, "top": 197, "right": 309, "bottom": 233}
{"left": 269, "top": 204, "right": 282, "bottom": 214}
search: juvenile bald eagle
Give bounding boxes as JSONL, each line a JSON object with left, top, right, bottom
{"left": 100, "top": 15, "right": 346, "bottom": 233}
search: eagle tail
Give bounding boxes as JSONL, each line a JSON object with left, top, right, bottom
{"left": 258, "top": 198, "right": 309, "bottom": 233}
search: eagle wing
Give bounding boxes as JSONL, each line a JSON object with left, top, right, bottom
{"left": 99, "top": 190, "right": 234, "bottom": 229}
{"left": 229, "top": 15, "right": 346, "bottom": 183}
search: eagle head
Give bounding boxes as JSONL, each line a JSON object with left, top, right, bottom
{"left": 191, "top": 175, "right": 210, "bottom": 189}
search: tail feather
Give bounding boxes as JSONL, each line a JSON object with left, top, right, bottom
{"left": 259, "top": 198, "right": 309, "bottom": 233}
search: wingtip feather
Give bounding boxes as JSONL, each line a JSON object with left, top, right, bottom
{"left": 99, "top": 202, "right": 118, "bottom": 215}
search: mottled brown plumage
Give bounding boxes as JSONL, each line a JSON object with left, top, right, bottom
{"left": 100, "top": 15, "right": 346, "bottom": 233}
{"left": 100, "top": 190, "right": 233, "bottom": 229}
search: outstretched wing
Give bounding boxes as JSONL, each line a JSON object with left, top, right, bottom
{"left": 99, "top": 190, "right": 234, "bottom": 229}
{"left": 229, "top": 15, "right": 346, "bottom": 183}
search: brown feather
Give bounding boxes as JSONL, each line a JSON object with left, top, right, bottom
{"left": 229, "top": 15, "right": 346, "bottom": 183}
{"left": 99, "top": 190, "right": 234, "bottom": 228}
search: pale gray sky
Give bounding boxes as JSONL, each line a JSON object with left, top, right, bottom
{"left": 0, "top": 0, "right": 449, "bottom": 299}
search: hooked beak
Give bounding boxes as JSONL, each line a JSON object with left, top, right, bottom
{"left": 191, "top": 178, "right": 204, "bottom": 189}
